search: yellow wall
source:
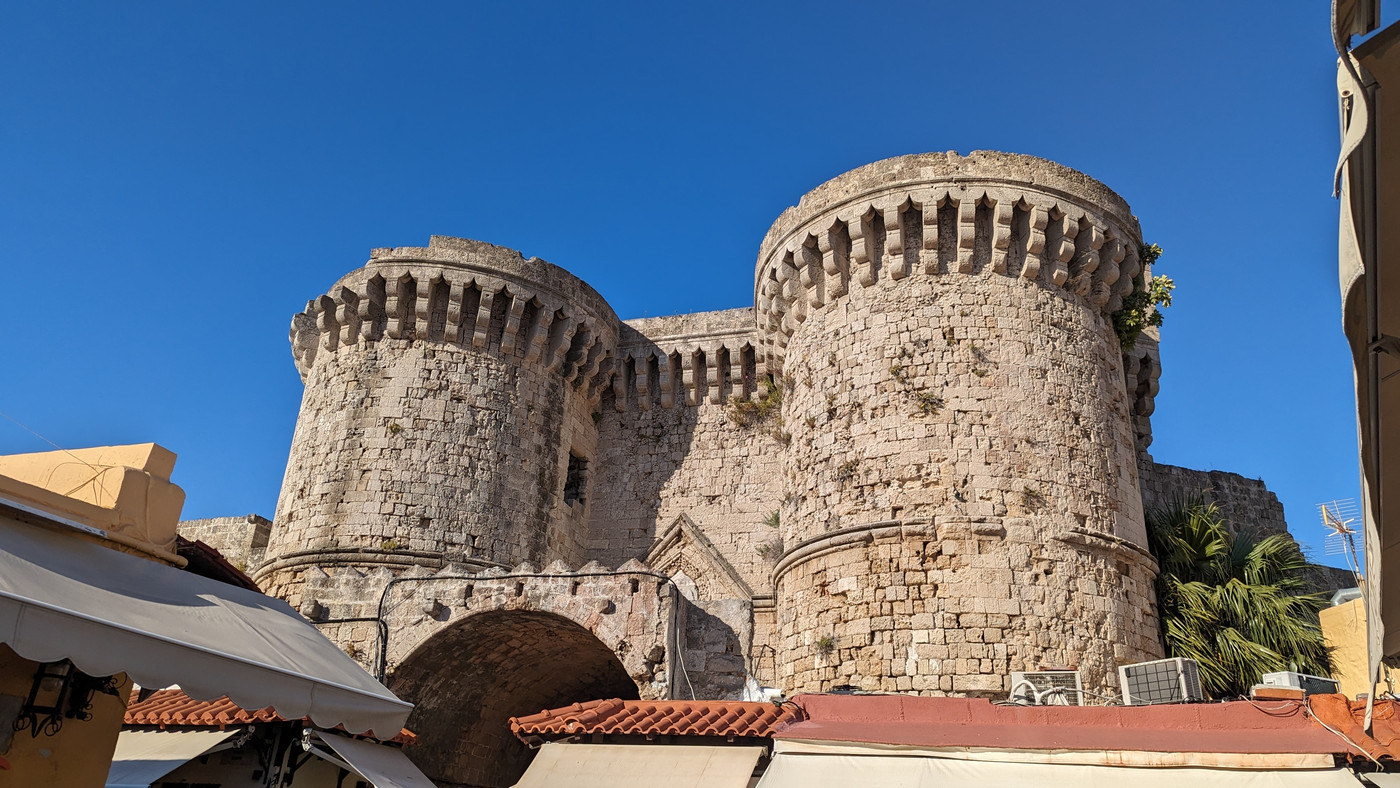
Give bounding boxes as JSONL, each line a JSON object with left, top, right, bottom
{"left": 1320, "top": 598, "right": 1397, "bottom": 698}
{"left": 0, "top": 443, "right": 184, "bottom": 559}
{"left": 0, "top": 644, "right": 130, "bottom": 788}
{"left": 0, "top": 445, "right": 182, "bottom": 785}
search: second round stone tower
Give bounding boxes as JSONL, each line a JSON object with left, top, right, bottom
{"left": 257, "top": 237, "right": 618, "bottom": 602}
{"left": 758, "top": 152, "right": 1163, "bottom": 694}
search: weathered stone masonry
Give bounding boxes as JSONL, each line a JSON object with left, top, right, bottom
{"left": 231, "top": 150, "right": 1315, "bottom": 787}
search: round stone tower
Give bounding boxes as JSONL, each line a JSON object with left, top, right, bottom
{"left": 758, "top": 152, "right": 1163, "bottom": 695}
{"left": 256, "top": 236, "right": 618, "bottom": 602}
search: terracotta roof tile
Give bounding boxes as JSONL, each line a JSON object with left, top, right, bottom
{"left": 510, "top": 698, "right": 798, "bottom": 740}
{"left": 125, "top": 689, "right": 416, "bottom": 745}
{"left": 125, "top": 689, "right": 281, "bottom": 728}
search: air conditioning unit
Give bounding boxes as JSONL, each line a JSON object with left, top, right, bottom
{"left": 1009, "top": 670, "right": 1083, "bottom": 706}
{"left": 1119, "top": 658, "right": 1206, "bottom": 705}
{"left": 1261, "top": 671, "right": 1340, "bottom": 696}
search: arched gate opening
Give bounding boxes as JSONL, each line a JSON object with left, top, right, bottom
{"left": 389, "top": 609, "right": 640, "bottom": 788}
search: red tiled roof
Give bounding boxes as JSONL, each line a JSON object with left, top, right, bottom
{"left": 125, "top": 689, "right": 416, "bottom": 745}
{"left": 509, "top": 698, "right": 799, "bottom": 740}
{"left": 176, "top": 536, "right": 261, "bottom": 592}
{"left": 126, "top": 688, "right": 280, "bottom": 728}
{"left": 780, "top": 693, "right": 1400, "bottom": 759}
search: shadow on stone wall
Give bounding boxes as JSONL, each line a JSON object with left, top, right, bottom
{"left": 388, "top": 609, "right": 638, "bottom": 788}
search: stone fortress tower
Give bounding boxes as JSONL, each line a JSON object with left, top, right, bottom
{"left": 755, "top": 153, "right": 1161, "bottom": 694}
{"left": 206, "top": 151, "right": 1309, "bottom": 788}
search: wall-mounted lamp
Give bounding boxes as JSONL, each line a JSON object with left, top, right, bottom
{"left": 13, "top": 660, "right": 121, "bottom": 738}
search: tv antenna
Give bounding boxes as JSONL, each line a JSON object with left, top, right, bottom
{"left": 1318, "top": 498, "right": 1363, "bottom": 586}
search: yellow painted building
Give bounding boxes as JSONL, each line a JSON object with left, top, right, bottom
{"left": 0, "top": 444, "right": 183, "bottom": 786}
{"left": 0, "top": 443, "right": 414, "bottom": 787}
{"left": 1320, "top": 595, "right": 1396, "bottom": 699}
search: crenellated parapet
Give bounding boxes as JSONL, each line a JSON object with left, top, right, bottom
{"left": 609, "top": 309, "right": 764, "bottom": 411}
{"left": 290, "top": 236, "right": 619, "bottom": 401}
{"left": 753, "top": 151, "right": 1143, "bottom": 367}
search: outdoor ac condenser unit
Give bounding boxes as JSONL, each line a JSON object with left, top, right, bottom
{"left": 1261, "top": 671, "right": 1340, "bottom": 696}
{"left": 1009, "top": 670, "right": 1084, "bottom": 706}
{"left": 1119, "top": 658, "right": 1206, "bottom": 705}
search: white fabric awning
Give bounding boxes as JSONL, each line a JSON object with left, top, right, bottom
{"left": 0, "top": 514, "right": 412, "bottom": 737}
{"left": 512, "top": 742, "right": 764, "bottom": 788}
{"left": 105, "top": 729, "right": 236, "bottom": 788}
{"left": 313, "top": 732, "right": 435, "bottom": 788}
{"left": 1335, "top": 0, "right": 1400, "bottom": 678}
{"left": 755, "top": 751, "right": 1364, "bottom": 788}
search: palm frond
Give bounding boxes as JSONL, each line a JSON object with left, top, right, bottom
{"left": 1145, "top": 498, "right": 1333, "bottom": 698}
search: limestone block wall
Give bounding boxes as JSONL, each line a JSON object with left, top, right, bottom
{"left": 177, "top": 514, "right": 270, "bottom": 570}
{"left": 756, "top": 151, "right": 1162, "bottom": 694}
{"left": 590, "top": 310, "right": 783, "bottom": 588}
{"left": 256, "top": 237, "right": 618, "bottom": 603}
{"left": 589, "top": 309, "right": 786, "bottom": 694}
{"left": 1138, "top": 460, "right": 1290, "bottom": 539}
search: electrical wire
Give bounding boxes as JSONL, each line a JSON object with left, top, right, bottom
{"left": 1244, "top": 698, "right": 1384, "bottom": 768}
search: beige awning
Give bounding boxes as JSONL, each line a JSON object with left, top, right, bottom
{"left": 1361, "top": 773, "right": 1400, "bottom": 786}
{"left": 0, "top": 514, "right": 412, "bottom": 737}
{"left": 1335, "top": 4, "right": 1400, "bottom": 676}
{"left": 754, "top": 751, "right": 1364, "bottom": 788}
{"left": 105, "top": 729, "right": 237, "bottom": 788}
{"left": 512, "top": 742, "right": 764, "bottom": 788}
{"left": 312, "top": 732, "right": 435, "bottom": 788}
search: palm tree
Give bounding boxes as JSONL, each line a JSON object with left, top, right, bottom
{"left": 1145, "top": 499, "right": 1332, "bottom": 699}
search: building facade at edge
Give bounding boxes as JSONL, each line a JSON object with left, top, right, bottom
{"left": 187, "top": 151, "right": 1313, "bottom": 788}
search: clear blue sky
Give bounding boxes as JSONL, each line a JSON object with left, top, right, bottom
{"left": 0, "top": 1, "right": 1376, "bottom": 568}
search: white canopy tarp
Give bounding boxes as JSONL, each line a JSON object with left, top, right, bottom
{"left": 0, "top": 513, "right": 412, "bottom": 737}
{"left": 513, "top": 742, "right": 764, "bottom": 788}
{"left": 314, "top": 732, "right": 435, "bottom": 788}
{"left": 105, "top": 729, "right": 236, "bottom": 788}
{"left": 755, "top": 751, "right": 1365, "bottom": 788}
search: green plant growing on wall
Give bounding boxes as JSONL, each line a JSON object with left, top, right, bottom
{"left": 1146, "top": 499, "right": 1332, "bottom": 699}
{"left": 1112, "top": 243, "right": 1175, "bottom": 351}
{"left": 381, "top": 538, "right": 402, "bottom": 551}
{"left": 387, "top": 421, "right": 403, "bottom": 435}
{"left": 763, "top": 511, "right": 780, "bottom": 529}
{"left": 815, "top": 635, "right": 837, "bottom": 656}
{"left": 836, "top": 459, "right": 860, "bottom": 481}
{"left": 1020, "top": 485, "right": 1047, "bottom": 511}
{"left": 891, "top": 357, "right": 945, "bottom": 416}
{"left": 914, "top": 391, "right": 943, "bottom": 415}
{"left": 756, "top": 536, "right": 784, "bottom": 562}
{"left": 728, "top": 377, "right": 783, "bottom": 427}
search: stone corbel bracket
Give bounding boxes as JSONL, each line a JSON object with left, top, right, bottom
{"left": 753, "top": 151, "right": 1144, "bottom": 371}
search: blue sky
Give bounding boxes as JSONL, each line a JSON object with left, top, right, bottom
{"left": 0, "top": 1, "right": 1370, "bottom": 568}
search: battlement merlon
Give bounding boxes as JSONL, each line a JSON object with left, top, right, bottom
{"left": 612, "top": 308, "right": 761, "bottom": 411}
{"left": 289, "top": 236, "right": 620, "bottom": 398}
{"left": 753, "top": 151, "right": 1146, "bottom": 369}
